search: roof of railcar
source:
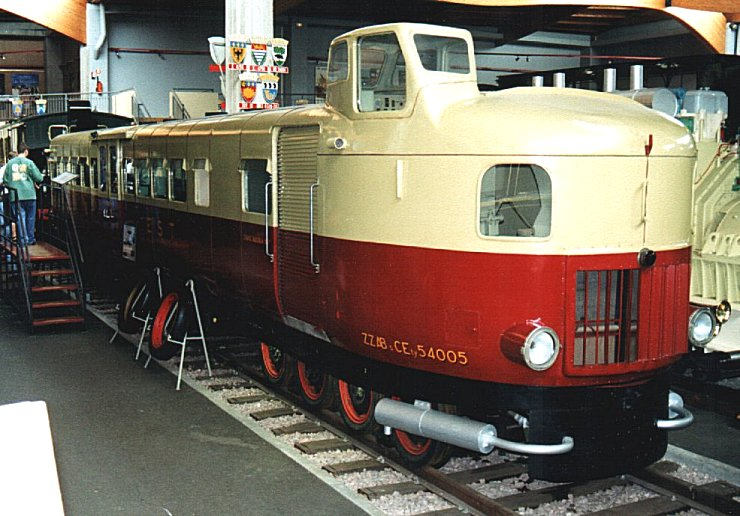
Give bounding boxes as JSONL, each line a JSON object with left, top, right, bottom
{"left": 50, "top": 104, "right": 319, "bottom": 145}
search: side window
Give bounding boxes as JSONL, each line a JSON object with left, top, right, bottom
{"left": 193, "top": 158, "right": 209, "bottom": 207}
{"left": 327, "top": 41, "right": 348, "bottom": 83}
{"left": 358, "top": 33, "right": 406, "bottom": 112}
{"left": 169, "top": 159, "right": 186, "bottom": 202}
{"left": 99, "top": 146, "right": 107, "bottom": 192}
{"left": 71, "top": 158, "right": 80, "bottom": 186}
{"left": 124, "top": 158, "right": 135, "bottom": 195}
{"left": 239, "top": 159, "right": 270, "bottom": 214}
{"left": 110, "top": 146, "right": 118, "bottom": 195}
{"left": 135, "top": 158, "right": 150, "bottom": 197}
{"left": 48, "top": 161, "right": 57, "bottom": 178}
{"left": 79, "top": 157, "right": 90, "bottom": 188}
{"left": 152, "top": 158, "right": 167, "bottom": 199}
{"left": 479, "top": 164, "right": 552, "bottom": 238}
{"left": 91, "top": 158, "right": 98, "bottom": 190}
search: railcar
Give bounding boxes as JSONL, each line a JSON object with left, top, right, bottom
{"left": 47, "top": 23, "right": 717, "bottom": 481}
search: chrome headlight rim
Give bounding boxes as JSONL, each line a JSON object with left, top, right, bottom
{"left": 688, "top": 307, "right": 717, "bottom": 348}
{"left": 522, "top": 326, "right": 560, "bottom": 371}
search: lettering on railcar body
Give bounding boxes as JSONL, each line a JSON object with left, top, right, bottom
{"left": 360, "top": 332, "right": 469, "bottom": 366}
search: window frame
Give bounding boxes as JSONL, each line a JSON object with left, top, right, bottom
{"left": 478, "top": 163, "right": 553, "bottom": 240}
{"left": 192, "top": 158, "right": 210, "bottom": 208}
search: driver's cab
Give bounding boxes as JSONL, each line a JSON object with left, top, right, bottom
{"left": 325, "top": 23, "right": 478, "bottom": 119}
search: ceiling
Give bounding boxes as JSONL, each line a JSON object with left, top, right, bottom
{"left": 274, "top": 1, "right": 667, "bottom": 43}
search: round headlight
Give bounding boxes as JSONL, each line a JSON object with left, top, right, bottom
{"left": 688, "top": 308, "right": 716, "bottom": 348}
{"left": 523, "top": 327, "right": 560, "bottom": 371}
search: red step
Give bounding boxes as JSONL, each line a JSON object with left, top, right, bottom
{"left": 31, "top": 284, "right": 77, "bottom": 294}
{"left": 32, "top": 299, "right": 82, "bottom": 310}
{"left": 32, "top": 316, "right": 85, "bottom": 327}
{"left": 31, "top": 269, "right": 74, "bottom": 277}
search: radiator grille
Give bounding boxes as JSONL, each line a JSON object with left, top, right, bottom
{"left": 574, "top": 269, "right": 640, "bottom": 366}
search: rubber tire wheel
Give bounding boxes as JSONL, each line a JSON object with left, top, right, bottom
{"left": 148, "top": 292, "right": 183, "bottom": 361}
{"left": 260, "top": 343, "right": 295, "bottom": 386}
{"left": 297, "top": 361, "right": 335, "bottom": 408}
{"left": 117, "top": 280, "right": 150, "bottom": 334}
{"left": 336, "top": 379, "right": 378, "bottom": 432}
{"left": 391, "top": 401, "right": 455, "bottom": 468}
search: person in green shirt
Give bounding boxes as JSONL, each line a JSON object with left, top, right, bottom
{"left": 3, "top": 143, "right": 44, "bottom": 245}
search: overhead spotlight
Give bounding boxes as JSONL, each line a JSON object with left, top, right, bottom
{"left": 0, "top": 55, "right": 5, "bottom": 60}
{"left": 295, "top": 22, "right": 304, "bottom": 28}
{"left": 115, "top": 51, "right": 121, "bottom": 59}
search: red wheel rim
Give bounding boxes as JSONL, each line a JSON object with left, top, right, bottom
{"left": 261, "top": 343, "right": 283, "bottom": 379}
{"left": 151, "top": 292, "right": 178, "bottom": 349}
{"left": 338, "top": 380, "right": 373, "bottom": 425}
{"left": 395, "top": 430, "right": 432, "bottom": 455}
{"left": 297, "top": 362, "right": 324, "bottom": 401}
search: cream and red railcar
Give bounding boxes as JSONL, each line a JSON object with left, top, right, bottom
{"left": 48, "top": 23, "right": 710, "bottom": 481}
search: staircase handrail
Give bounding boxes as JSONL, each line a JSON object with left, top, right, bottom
{"left": 0, "top": 185, "right": 33, "bottom": 325}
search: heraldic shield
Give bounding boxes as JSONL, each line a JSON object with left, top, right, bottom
{"left": 241, "top": 80, "right": 257, "bottom": 103}
{"left": 230, "top": 41, "right": 247, "bottom": 64}
{"left": 270, "top": 38, "right": 289, "bottom": 67}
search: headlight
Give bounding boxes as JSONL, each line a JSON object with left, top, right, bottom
{"left": 501, "top": 324, "right": 560, "bottom": 371}
{"left": 688, "top": 307, "right": 716, "bottom": 348}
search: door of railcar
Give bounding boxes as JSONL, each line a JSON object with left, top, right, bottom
{"left": 275, "top": 125, "right": 322, "bottom": 325}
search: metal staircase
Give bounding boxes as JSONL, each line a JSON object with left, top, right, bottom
{"left": 0, "top": 184, "right": 85, "bottom": 332}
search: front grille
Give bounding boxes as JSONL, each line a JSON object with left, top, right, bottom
{"left": 574, "top": 269, "right": 640, "bottom": 366}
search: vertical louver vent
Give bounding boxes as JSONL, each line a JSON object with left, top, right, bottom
{"left": 574, "top": 269, "right": 640, "bottom": 366}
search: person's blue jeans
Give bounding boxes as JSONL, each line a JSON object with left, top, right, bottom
{"left": 14, "top": 199, "right": 37, "bottom": 245}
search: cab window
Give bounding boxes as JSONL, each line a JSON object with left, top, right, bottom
{"left": 414, "top": 35, "right": 469, "bottom": 74}
{"left": 479, "top": 164, "right": 551, "bottom": 238}
{"left": 358, "top": 33, "right": 406, "bottom": 112}
{"left": 327, "top": 41, "right": 348, "bottom": 83}
{"left": 152, "top": 158, "right": 167, "bottom": 199}
{"left": 239, "top": 159, "right": 270, "bottom": 214}
{"left": 135, "top": 158, "right": 150, "bottom": 197}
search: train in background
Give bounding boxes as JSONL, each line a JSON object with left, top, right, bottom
{"left": 0, "top": 100, "right": 131, "bottom": 170}
{"left": 47, "top": 23, "right": 716, "bottom": 481}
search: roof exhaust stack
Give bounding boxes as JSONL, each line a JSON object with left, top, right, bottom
{"left": 553, "top": 72, "right": 566, "bottom": 88}
{"left": 630, "top": 65, "right": 644, "bottom": 90}
{"left": 604, "top": 68, "right": 616, "bottom": 93}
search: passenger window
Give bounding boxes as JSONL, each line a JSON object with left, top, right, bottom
{"left": 79, "top": 158, "right": 90, "bottom": 188}
{"left": 239, "top": 159, "right": 270, "bottom": 214}
{"left": 110, "top": 146, "right": 118, "bottom": 195}
{"left": 48, "top": 161, "right": 57, "bottom": 178}
{"left": 70, "top": 158, "right": 80, "bottom": 186}
{"left": 479, "top": 164, "right": 552, "bottom": 238}
{"left": 152, "top": 158, "right": 167, "bottom": 199}
{"left": 327, "top": 41, "right": 348, "bottom": 83}
{"left": 414, "top": 35, "right": 469, "bottom": 74}
{"left": 135, "top": 158, "right": 150, "bottom": 197}
{"left": 193, "top": 158, "right": 209, "bottom": 207}
{"left": 91, "top": 158, "right": 98, "bottom": 190}
{"left": 99, "top": 146, "right": 107, "bottom": 192}
{"left": 169, "top": 158, "right": 186, "bottom": 202}
{"left": 358, "top": 33, "right": 406, "bottom": 112}
{"left": 124, "top": 158, "right": 135, "bottom": 195}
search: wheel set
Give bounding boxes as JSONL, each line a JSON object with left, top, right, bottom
{"left": 258, "top": 344, "right": 454, "bottom": 468}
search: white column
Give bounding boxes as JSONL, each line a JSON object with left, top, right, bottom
{"left": 80, "top": 3, "right": 109, "bottom": 111}
{"left": 225, "top": 0, "right": 273, "bottom": 114}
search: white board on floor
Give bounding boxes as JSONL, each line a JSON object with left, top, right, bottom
{"left": 0, "top": 401, "right": 65, "bottom": 515}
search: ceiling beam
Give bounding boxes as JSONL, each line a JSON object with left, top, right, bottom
{"left": 0, "top": 0, "right": 86, "bottom": 43}
{"left": 432, "top": 1, "right": 729, "bottom": 53}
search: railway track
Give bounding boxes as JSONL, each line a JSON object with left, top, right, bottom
{"left": 87, "top": 299, "right": 740, "bottom": 515}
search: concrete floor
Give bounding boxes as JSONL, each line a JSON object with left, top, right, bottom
{"left": 1, "top": 300, "right": 738, "bottom": 515}
{"left": 0, "top": 304, "right": 364, "bottom": 516}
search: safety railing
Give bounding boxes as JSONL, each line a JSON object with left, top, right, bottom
{"left": 0, "top": 185, "right": 32, "bottom": 323}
